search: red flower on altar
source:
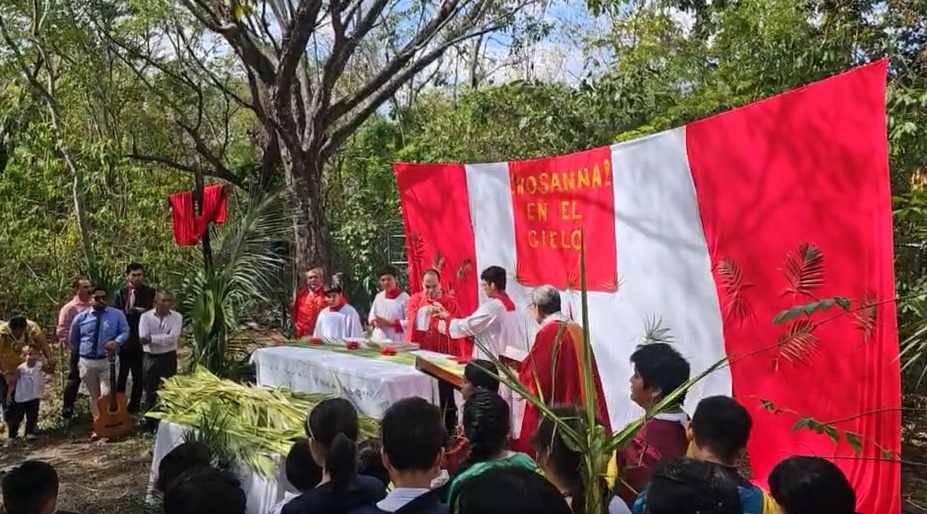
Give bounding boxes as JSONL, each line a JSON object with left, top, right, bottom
{"left": 381, "top": 347, "right": 397, "bottom": 356}
{"left": 346, "top": 341, "right": 361, "bottom": 350}
{"left": 309, "top": 337, "right": 323, "bottom": 345}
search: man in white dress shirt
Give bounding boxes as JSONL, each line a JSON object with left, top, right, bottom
{"left": 138, "top": 290, "right": 181, "bottom": 427}
{"left": 368, "top": 266, "right": 409, "bottom": 342}
{"left": 432, "top": 265, "right": 524, "bottom": 359}
{"left": 314, "top": 285, "right": 364, "bottom": 340}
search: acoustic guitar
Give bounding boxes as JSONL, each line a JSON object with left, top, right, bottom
{"left": 92, "top": 355, "right": 132, "bottom": 439}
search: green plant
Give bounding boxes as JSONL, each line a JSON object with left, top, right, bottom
{"left": 175, "top": 188, "right": 292, "bottom": 378}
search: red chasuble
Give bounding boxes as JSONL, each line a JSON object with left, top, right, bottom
{"left": 293, "top": 286, "right": 328, "bottom": 338}
{"left": 405, "top": 292, "right": 468, "bottom": 356}
{"left": 513, "top": 315, "right": 612, "bottom": 456}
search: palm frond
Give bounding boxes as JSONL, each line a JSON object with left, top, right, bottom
{"left": 853, "top": 290, "right": 878, "bottom": 343}
{"left": 643, "top": 315, "right": 674, "bottom": 345}
{"left": 775, "top": 319, "right": 819, "bottom": 369}
{"left": 782, "top": 242, "right": 824, "bottom": 298}
{"left": 716, "top": 257, "right": 753, "bottom": 324}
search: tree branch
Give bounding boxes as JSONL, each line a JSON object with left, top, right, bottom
{"left": 126, "top": 152, "right": 245, "bottom": 189}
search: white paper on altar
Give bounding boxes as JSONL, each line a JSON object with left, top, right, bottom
{"left": 251, "top": 346, "right": 440, "bottom": 418}
{"left": 147, "top": 421, "right": 294, "bottom": 514}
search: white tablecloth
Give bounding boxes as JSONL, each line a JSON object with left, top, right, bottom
{"left": 147, "top": 421, "right": 292, "bottom": 514}
{"left": 251, "top": 346, "right": 448, "bottom": 418}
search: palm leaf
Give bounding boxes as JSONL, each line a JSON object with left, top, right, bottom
{"left": 716, "top": 257, "right": 753, "bottom": 324}
{"left": 782, "top": 242, "right": 824, "bottom": 298}
{"left": 775, "top": 319, "right": 819, "bottom": 369}
{"left": 643, "top": 315, "right": 674, "bottom": 345}
{"left": 854, "top": 290, "right": 878, "bottom": 343}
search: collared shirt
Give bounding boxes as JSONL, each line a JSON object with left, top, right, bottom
{"left": 139, "top": 309, "right": 183, "bottom": 354}
{"left": 57, "top": 296, "right": 92, "bottom": 346}
{"left": 376, "top": 487, "right": 431, "bottom": 512}
{"left": 69, "top": 307, "right": 130, "bottom": 359}
{"left": 0, "top": 320, "right": 43, "bottom": 371}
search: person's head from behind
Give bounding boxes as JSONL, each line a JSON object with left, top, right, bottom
{"left": 462, "top": 359, "right": 499, "bottom": 400}
{"left": 532, "top": 405, "right": 605, "bottom": 510}
{"left": 454, "top": 466, "right": 572, "bottom": 514}
{"left": 324, "top": 285, "right": 344, "bottom": 307}
{"left": 156, "top": 441, "right": 212, "bottom": 493}
{"left": 380, "top": 397, "right": 446, "bottom": 486}
{"left": 163, "top": 467, "right": 245, "bottom": 514}
{"left": 357, "top": 438, "right": 390, "bottom": 486}
{"left": 629, "top": 342, "right": 690, "bottom": 410}
{"left": 461, "top": 390, "right": 510, "bottom": 466}
{"left": 8, "top": 314, "right": 27, "bottom": 339}
{"left": 307, "top": 398, "right": 359, "bottom": 491}
{"left": 645, "top": 458, "right": 742, "bottom": 514}
{"left": 479, "top": 266, "right": 506, "bottom": 297}
{"left": 285, "top": 438, "right": 322, "bottom": 493}
{"left": 378, "top": 266, "right": 399, "bottom": 292}
{"left": 688, "top": 396, "right": 752, "bottom": 465}
{"left": 1, "top": 460, "right": 59, "bottom": 514}
{"left": 125, "top": 262, "right": 145, "bottom": 286}
{"left": 768, "top": 456, "right": 857, "bottom": 514}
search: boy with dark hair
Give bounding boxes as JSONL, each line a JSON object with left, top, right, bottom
{"left": 611, "top": 342, "right": 692, "bottom": 506}
{"left": 632, "top": 396, "right": 779, "bottom": 514}
{"left": 162, "top": 467, "right": 246, "bottom": 514}
{"left": 369, "top": 266, "right": 409, "bottom": 343}
{"left": 461, "top": 359, "right": 499, "bottom": 400}
{"left": 358, "top": 439, "right": 391, "bottom": 488}
{"left": 112, "top": 262, "right": 156, "bottom": 413}
{"left": 372, "top": 397, "right": 448, "bottom": 514}
{"left": 313, "top": 285, "right": 364, "bottom": 339}
{"left": 156, "top": 441, "right": 213, "bottom": 493}
{"left": 269, "top": 439, "right": 323, "bottom": 514}
{"left": 1, "top": 460, "right": 69, "bottom": 514}
{"left": 645, "top": 458, "right": 742, "bottom": 514}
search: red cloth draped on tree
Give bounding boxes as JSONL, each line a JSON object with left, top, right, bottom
{"left": 168, "top": 184, "right": 228, "bottom": 246}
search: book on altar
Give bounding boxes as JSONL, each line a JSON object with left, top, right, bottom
{"left": 499, "top": 346, "right": 528, "bottom": 367}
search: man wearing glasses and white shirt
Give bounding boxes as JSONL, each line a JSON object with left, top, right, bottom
{"left": 139, "top": 290, "right": 181, "bottom": 428}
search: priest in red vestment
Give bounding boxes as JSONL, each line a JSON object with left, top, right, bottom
{"left": 292, "top": 266, "right": 328, "bottom": 337}
{"left": 405, "top": 268, "right": 465, "bottom": 356}
{"left": 513, "top": 284, "right": 612, "bottom": 456}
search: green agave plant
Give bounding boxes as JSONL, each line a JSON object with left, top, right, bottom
{"left": 472, "top": 234, "right": 727, "bottom": 514}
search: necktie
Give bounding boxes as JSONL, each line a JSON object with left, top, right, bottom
{"left": 128, "top": 289, "right": 136, "bottom": 310}
{"left": 90, "top": 311, "right": 103, "bottom": 357}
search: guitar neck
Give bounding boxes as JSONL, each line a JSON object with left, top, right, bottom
{"left": 109, "top": 359, "right": 117, "bottom": 410}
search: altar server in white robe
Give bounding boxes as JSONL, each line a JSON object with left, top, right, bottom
{"left": 432, "top": 265, "right": 525, "bottom": 360}
{"left": 313, "top": 285, "right": 364, "bottom": 339}
{"left": 368, "top": 266, "right": 409, "bottom": 342}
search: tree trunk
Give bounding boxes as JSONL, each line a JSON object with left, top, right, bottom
{"left": 284, "top": 150, "right": 331, "bottom": 273}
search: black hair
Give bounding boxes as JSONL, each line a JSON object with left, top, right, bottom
{"left": 768, "top": 456, "right": 857, "bottom": 514}
{"left": 423, "top": 268, "right": 441, "bottom": 280}
{"left": 379, "top": 266, "right": 399, "bottom": 279}
{"left": 307, "top": 398, "right": 360, "bottom": 492}
{"left": 162, "top": 466, "right": 246, "bottom": 514}
{"left": 646, "top": 458, "right": 742, "bottom": 514}
{"left": 630, "top": 342, "right": 691, "bottom": 406}
{"left": 1, "top": 460, "right": 59, "bottom": 514}
{"left": 324, "top": 284, "right": 344, "bottom": 296}
{"left": 455, "top": 466, "right": 572, "bottom": 514}
{"left": 479, "top": 266, "right": 507, "bottom": 291}
{"left": 533, "top": 406, "right": 610, "bottom": 514}
{"left": 72, "top": 277, "right": 90, "bottom": 289}
{"left": 156, "top": 441, "right": 213, "bottom": 492}
{"left": 459, "top": 390, "right": 510, "bottom": 475}
{"left": 126, "top": 262, "right": 144, "bottom": 274}
{"left": 285, "top": 439, "right": 323, "bottom": 492}
{"left": 357, "top": 438, "right": 390, "bottom": 486}
{"left": 464, "top": 360, "right": 500, "bottom": 394}
{"left": 690, "top": 396, "right": 752, "bottom": 464}
{"left": 381, "top": 397, "right": 446, "bottom": 473}
{"left": 92, "top": 285, "right": 109, "bottom": 296}
{"left": 8, "top": 313, "right": 27, "bottom": 329}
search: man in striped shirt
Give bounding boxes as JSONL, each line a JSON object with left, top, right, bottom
{"left": 58, "top": 278, "right": 92, "bottom": 420}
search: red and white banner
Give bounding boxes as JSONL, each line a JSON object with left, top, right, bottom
{"left": 396, "top": 60, "right": 898, "bottom": 513}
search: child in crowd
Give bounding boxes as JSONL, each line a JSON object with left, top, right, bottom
{"left": 609, "top": 343, "right": 691, "bottom": 506}
{"left": 371, "top": 397, "right": 448, "bottom": 514}
{"left": 5, "top": 345, "right": 45, "bottom": 447}
{"left": 163, "top": 467, "right": 246, "bottom": 514}
{"left": 358, "top": 439, "right": 391, "bottom": 489}
{"left": 313, "top": 286, "right": 364, "bottom": 339}
{"left": 460, "top": 360, "right": 499, "bottom": 400}
{"left": 156, "top": 441, "right": 213, "bottom": 494}
{"left": 282, "top": 398, "right": 386, "bottom": 514}
{"left": 534, "top": 406, "right": 629, "bottom": 514}
{"left": 631, "top": 395, "right": 778, "bottom": 514}
{"left": 454, "top": 466, "right": 572, "bottom": 514}
{"left": 768, "top": 456, "right": 859, "bottom": 514}
{"left": 0, "top": 460, "right": 78, "bottom": 514}
{"left": 445, "top": 390, "right": 537, "bottom": 505}
{"left": 268, "top": 439, "right": 323, "bottom": 514}
{"left": 645, "top": 458, "right": 742, "bottom": 514}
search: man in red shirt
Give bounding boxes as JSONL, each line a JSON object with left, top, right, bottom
{"left": 292, "top": 266, "right": 328, "bottom": 338}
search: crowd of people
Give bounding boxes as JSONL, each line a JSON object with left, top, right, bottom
{"left": 0, "top": 262, "right": 181, "bottom": 442}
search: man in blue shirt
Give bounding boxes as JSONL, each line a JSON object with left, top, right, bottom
{"left": 69, "top": 285, "right": 129, "bottom": 423}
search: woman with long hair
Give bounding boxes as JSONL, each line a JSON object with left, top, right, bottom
{"left": 534, "top": 406, "right": 628, "bottom": 514}
{"left": 445, "top": 390, "right": 538, "bottom": 504}
{"left": 281, "top": 398, "right": 386, "bottom": 514}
